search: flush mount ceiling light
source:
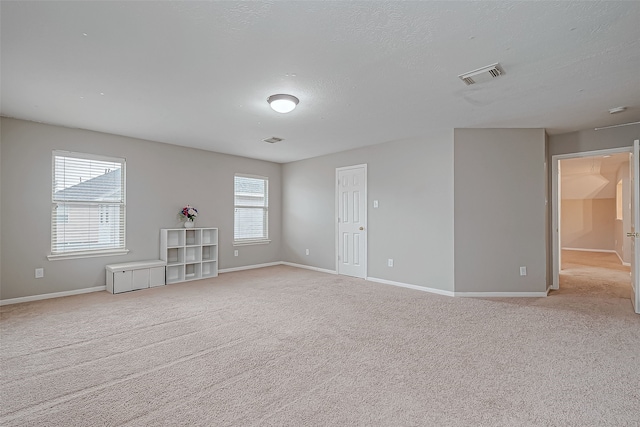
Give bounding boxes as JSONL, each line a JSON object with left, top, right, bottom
{"left": 267, "top": 94, "right": 299, "bottom": 113}
{"left": 458, "top": 63, "right": 505, "bottom": 85}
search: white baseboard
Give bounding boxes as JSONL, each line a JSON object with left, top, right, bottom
{"left": 614, "top": 250, "right": 631, "bottom": 266}
{"left": 562, "top": 247, "right": 616, "bottom": 253}
{"left": 563, "top": 247, "right": 631, "bottom": 266}
{"left": 218, "top": 262, "right": 282, "bottom": 274}
{"left": 281, "top": 262, "right": 337, "bottom": 275}
{"left": 0, "top": 263, "right": 550, "bottom": 306}
{"left": 220, "top": 261, "right": 336, "bottom": 275}
{"left": 454, "top": 291, "right": 548, "bottom": 298}
{"left": 366, "top": 277, "right": 455, "bottom": 297}
{"left": 0, "top": 286, "right": 107, "bottom": 306}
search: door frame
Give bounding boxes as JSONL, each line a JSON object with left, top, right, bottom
{"left": 551, "top": 147, "right": 632, "bottom": 290}
{"left": 632, "top": 139, "right": 640, "bottom": 314}
{"left": 335, "top": 164, "right": 368, "bottom": 278}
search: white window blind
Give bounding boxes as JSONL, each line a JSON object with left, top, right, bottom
{"left": 234, "top": 174, "right": 269, "bottom": 243}
{"left": 51, "top": 151, "right": 126, "bottom": 256}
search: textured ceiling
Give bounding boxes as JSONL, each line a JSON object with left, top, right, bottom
{"left": 2, "top": 1, "right": 639, "bottom": 163}
{"left": 561, "top": 153, "right": 630, "bottom": 199}
{"left": 561, "top": 153, "right": 630, "bottom": 177}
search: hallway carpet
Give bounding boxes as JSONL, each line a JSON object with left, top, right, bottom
{"left": 1, "top": 265, "right": 639, "bottom": 426}
{"left": 559, "top": 249, "right": 632, "bottom": 299}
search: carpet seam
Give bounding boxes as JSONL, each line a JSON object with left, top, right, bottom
{"left": 0, "top": 334, "right": 260, "bottom": 424}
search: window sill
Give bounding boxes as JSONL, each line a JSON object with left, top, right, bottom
{"left": 233, "top": 240, "right": 271, "bottom": 247}
{"left": 48, "top": 249, "right": 129, "bottom": 261}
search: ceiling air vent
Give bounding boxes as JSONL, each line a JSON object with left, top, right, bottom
{"left": 458, "top": 63, "right": 505, "bottom": 85}
{"left": 263, "top": 136, "right": 284, "bottom": 144}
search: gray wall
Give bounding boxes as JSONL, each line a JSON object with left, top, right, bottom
{"left": 0, "top": 118, "right": 282, "bottom": 300}
{"left": 282, "top": 131, "right": 455, "bottom": 292}
{"left": 454, "top": 129, "right": 547, "bottom": 293}
{"left": 7, "top": 116, "right": 627, "bottom": 300}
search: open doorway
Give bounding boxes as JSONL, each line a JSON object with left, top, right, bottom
{"left": 551, "top": 149, "right": 632, "bottom": 299}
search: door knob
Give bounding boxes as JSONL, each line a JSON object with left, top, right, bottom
{"left": 628, "top": 232, "right": 639, "bottom": 237}
{"left": 359, "top": 227, "right": 364, "bottom": 230}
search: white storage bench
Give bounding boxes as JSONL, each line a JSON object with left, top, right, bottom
{"left": 105, "top": 260, "right": 166, "bottom": 294}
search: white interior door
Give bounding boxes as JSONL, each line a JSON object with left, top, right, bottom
{"left": 337, "top": 165, "right": 367, "bottom": 278}
{"left": 631, "top": 140, "right": 640, "bottom": 314}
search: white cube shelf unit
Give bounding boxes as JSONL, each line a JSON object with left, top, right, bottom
{"left": 160, "top": 228, "right": 218, "bottom": 284}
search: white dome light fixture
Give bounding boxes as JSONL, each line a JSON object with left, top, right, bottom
{"left": 267, "top": 94, "right": 299, "bottom": 113}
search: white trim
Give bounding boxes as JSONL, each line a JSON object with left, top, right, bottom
{"left": 366, "top": 277, "right": 455, "bottom": 297}
{"left": 53, "top": 149, "right": 126, "bottom": 164}
{"left": 561, "top": 247, "right": 617, "bottom": 253}
{"left": 51, "top": 150, "right": 127, "bottom": 258}
{"left": 618, "top": 249, "right": 631, "bottom": 267}
{"left": 563, "top": 248, "right": 632, "bottom": 268}
{"left": 281, "top": 262, "right": 337, "bottom": 275}
{"left": 234, "top": 172, "right": 269, "bottom": 181}
{"left": 48, "top": 248, "right": 129, "bottom": 261}
{"left": 219, "top": 262, "right": 337, "bottom": 275}
{"left": 234, "top": 174, "right": 269, "bottom": 243}
{"left": 233, "top": 240, "right": 271, "bottom": 246}
{"left": 552, "top": 146, "right": 633, "bottom": 291}
{"left": 455, "top": 291, "right": 549, "bottom": 298}
{"left": 218, "top": 262, "right": 281, "bottom": 274}
{"left": 632, "top": 139, "right": 640, "bottom": 314}
{"left": 0, "top": 264, "right": 554, "bottom": 305}
{"left": 552, "top": 156, "right": 561, "bottom": 290}
{"left": 552, "top": 146, "right": 632, "bottom": 161}
{"left": 615, "top": 250, "right": 624, "bottom": 264}
{"left": 0, "top": 286, "right": 106, "bottom": 306}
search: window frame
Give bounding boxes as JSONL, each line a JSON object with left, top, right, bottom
{"left": 233, "top": 173, "right": 270, "bottom": 246}
{"left": 48, "top": 150, "right": 128, "bottom": 260}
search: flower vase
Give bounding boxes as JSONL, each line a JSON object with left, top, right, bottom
{"left": 184, "top": 220, "right": 195, "bottom": 228}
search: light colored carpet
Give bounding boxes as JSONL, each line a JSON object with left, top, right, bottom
{"left": 559, "top": 250, "right": 632, "bottom": 299}
{"left": 1, "top": 265, "right": 639, "bottom": 426}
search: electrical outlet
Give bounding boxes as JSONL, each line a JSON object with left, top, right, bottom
{"left": 388, "top": 259, "right": 394, "bottom": 267}
{"left": 520, "top": 266, "right": 527, "bottom": 276}
{"left": 373, "top": 200, "right": 379, "bottom": 208}
{"left": 306, "top": 249, "right": 310, "bottom": 255}
{"left": 234, "top": 250, "right": 238, "bottom": 257}
{"left": 35, "top": 268, "right": 44, "bottom": 278}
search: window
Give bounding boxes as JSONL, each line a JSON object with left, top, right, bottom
{"left": 49, "top": 151, "right": 127, "bottom": 259}
{"left": 234, "top": 174, "right": 269, "bottom": 244}
{"left": 616, "top": 180, "right": 623, "bottom": 220}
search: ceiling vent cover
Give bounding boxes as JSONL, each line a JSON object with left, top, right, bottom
{"left": 263, "top": 137, "right": 284, "bottom": 144}
{"left": 458, "top": 63, "right": 505, "bottom": 85}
